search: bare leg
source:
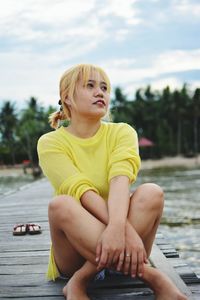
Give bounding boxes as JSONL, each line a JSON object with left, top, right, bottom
{"left": 80, "top": 183, "right": 186, "bottom": 300}
{"left": 128, "top": 183, "right": 164, "bottom": 256}
{"left": 62, "top": 261, "right": 96, "bottom": 300}
{"left": 80, "top": 183, "right": 187, "bottom": 299}
{"left": 128, "top": 183, "right": 187, "bottom": 299}
{"left": 143, "top": 264, "right": 187, "bottom": 300}
{"left": 48, "top": 186, "right": 187, "bottom": 300}
{"left": 48, "top": 195, "right": 106, "bottom": 300}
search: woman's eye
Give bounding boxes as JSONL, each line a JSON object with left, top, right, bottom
{"left": 87, "top": 82, "right": 94, "bottom": 88}
{"left": 101, "top": 85, "right": 107, "bottom": 92}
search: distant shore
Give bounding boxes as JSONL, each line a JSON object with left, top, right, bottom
{"left": 0, "top": 155, "right": 199, "bottom": 177}
{"left": 0, "top": 165, "right": 29, "bottom": 177}
{"left": 140, "top": 155, "right": 200, "bottom": 170}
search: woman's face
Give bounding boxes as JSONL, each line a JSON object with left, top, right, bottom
{"left": 65, "top": 70, "right": 110, "bottom": 120}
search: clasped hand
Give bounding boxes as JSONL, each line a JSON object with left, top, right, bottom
{"left": 96, "top": 222, "right": 147, "bottom": 278}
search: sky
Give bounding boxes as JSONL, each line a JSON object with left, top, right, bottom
{"left": 0, "top": 0, "right": 200, "bottom": 108}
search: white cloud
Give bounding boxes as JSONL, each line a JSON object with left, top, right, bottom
{"left": 1, "top": 48, "right": 199, "bottom": 106}
{"left": 119, "top": 77, "right": 199, "bottom": 100}
{"left": 106, "top": 58, "right": 137, "bottom": 68}
{"left": 154, "top": 49, "right": 200, "bottom": 74}
{"left": 0, "top": 0, "right": 98, "bottom": 43}
{"left": 98, "top": 0, "right": 141, "bottom": 25}
{"left": 0, "top": 0, "right": 141, "bottom": 45}
{"left": 103, "top": 49, "right": 200, "bottom": 85}
{"left": 114, "top": 29, "right": 130, "bottom": 42}
{"left": 0, "top": 0, "right": 144, "bottom": 67}
{"left": 124, "top": 78, "right": 184, "bottom": 97}
{"left": 0, "top": 40, "right": 98, "bottom": 106}
{"left": 172, "top": 0, "right": 200, "bottom": 16}
{"left": 0, "top": 1, "right": 199, "bottom": 106}
{"left": 0, "top": 0, "right": 144, "bottom": 106}
{"left": 150, "top": 77, "right": 183, "bottom": 91}
{"left": 0, "top": 51, "right": 59, "bottom": 106}
{"left": 0, "top": 0, "right": 96, "bottom": 24}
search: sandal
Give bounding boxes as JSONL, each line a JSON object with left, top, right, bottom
{"left": 13, "top": 224, "right": 27, "bottom": 236}
{"left": 26, "top": 223, "right": 42, "bottom": 235}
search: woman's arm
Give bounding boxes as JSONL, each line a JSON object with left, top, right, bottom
{"left": 80, "top": 190, "right": 109, "bottom": 224}
{"left": 81, "top": 176, "right": 147, "bottom": 277}
{"left": 96, "top": 175, "right": 130, "bottom": 269}
{"left": 38, "top": 135, "right": 100, "bottom": 200}
{"left": 107, "top": 175, "right": 130, "bottom": 226}
{"left": 81, "top": 175, "right": 130, "bottom": 225}
{"left": 81, "top": 176, "right": 130, "bottom": 271}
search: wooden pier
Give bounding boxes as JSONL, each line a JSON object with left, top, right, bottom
{"left": 0, "top": 179, "right": 200, "bottom": 299}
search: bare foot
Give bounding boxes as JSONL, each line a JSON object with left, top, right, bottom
{"left": 142, "top": 265, "right": 188, "bottom": 300}
{"left": 155, "top": 275, "right": 188, "bottom": 300}
{"left": 155, "top": 279, "right": 187, "bottom": 300}
{"left": 63, "top": 273, "right": 90, "bottom": 300}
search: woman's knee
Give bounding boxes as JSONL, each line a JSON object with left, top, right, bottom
{"left": 133, "top": 183, "right": 164, "bottom": 212}
{"left": 48, "top": 195, "right": 76, "bottom": 222}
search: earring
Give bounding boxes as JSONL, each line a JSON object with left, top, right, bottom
{"left": 58, "top": 99, "right": 63, "bottom": 111}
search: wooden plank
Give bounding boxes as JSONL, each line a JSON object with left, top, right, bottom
{"left": 89, "top": 288, "right": 155, "bottom": 299}
{"left": 0, "top": 298, "right": 63, "bottom": 300}
{"left": 0, "top": 255, "right": 48, "bottom": 265}
{"left": 1, "top": 298, "right": 64, "bottom": 300}
{"left": 0, "top": 264, "right": 47, "bottom": 275}
{"left": 168, "top": 258, "right": 200, "bottom": 284}
{"left": 0, "top": 285, "right": 155, "bottom": 299}
{"left": 0, "top": 274, "right": 46, "bottom": 287}
{"left": 0, "top": 250, "right": 49, "bottom": 258}
{"left": 150, "top": 244, "right": 194, "bottom": 299}
{"left": 1, "top": 179, "right": 200, "bottom": 299}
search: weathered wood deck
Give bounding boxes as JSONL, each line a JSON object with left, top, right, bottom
{"left": 0, "top": 178, "right": 200, "bottom": 299}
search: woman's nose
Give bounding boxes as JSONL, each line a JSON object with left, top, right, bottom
{"left": 94, "top": 87, "right": 104, "bottom": 97}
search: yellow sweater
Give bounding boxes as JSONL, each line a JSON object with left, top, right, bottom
{"left": 37, "top": 122, "right": 141, "bottom": 280}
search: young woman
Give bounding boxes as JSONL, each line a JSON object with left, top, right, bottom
{"left": 37, "top": 64, "right": 187, "bottom": 300}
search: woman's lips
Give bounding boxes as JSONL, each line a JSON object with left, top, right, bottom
{"left": 93, "top": 100, "right": 106, "bottom": 106}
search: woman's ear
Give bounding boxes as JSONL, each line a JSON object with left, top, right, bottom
{"left": 64, "top": 97, "right": 71, "bottom": 106}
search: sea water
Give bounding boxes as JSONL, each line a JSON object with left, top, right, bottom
{"left": 136, "top": 167, "right": 200, "bottom": 277}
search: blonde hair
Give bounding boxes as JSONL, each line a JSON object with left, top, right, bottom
{"left": 49, "top": 63, "right": 111, "bottom": 129}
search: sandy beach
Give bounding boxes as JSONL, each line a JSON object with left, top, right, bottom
{"left": 0, "top": 155, "right": 199, "bottom": 177}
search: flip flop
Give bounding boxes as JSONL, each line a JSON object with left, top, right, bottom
{"left": 13, "top": 224, "right": 27, "bottom": 236}
{"left": 26, "top": 223, "right": 42, "bottom": 235}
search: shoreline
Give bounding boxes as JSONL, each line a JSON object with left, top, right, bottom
{"left": 0, "top": 165, "right": 30, "bottom": 177}
{"left": 0, "top": 155, "right": 199, "bottom": 176}
{"left": 140, "top": 155, "right": 200, "bottom": 170}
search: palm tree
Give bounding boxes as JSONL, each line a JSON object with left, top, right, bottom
{"left": 111, "top": 87, "right": 130, "bottom": 123}
{"left": 0, "top": 101, "right": 18, "bottom": 164}
{"left": 17, "top": 97, "right": 52, "bottom": 177}
{"left": 171, "top": 85, "right": 189, "bottom": 155}
{"left": 192, "top": 88, "right": 200, "bottom": 156}
{"left": 158, "top": 86, "right": 175, "bottom": 155}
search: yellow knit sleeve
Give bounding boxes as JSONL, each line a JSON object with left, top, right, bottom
{"left": 37, "top": 135, "right": 99, "bottom": 201}
{"left": 108, "top": 124, "right": 141, "bottom": 183}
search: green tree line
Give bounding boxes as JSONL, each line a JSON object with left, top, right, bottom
{"left": 0, "top": 97, "right": 55, "bottom": 169}
{"left": 0, "top": 84, "right": 200, "bottom": 168}
{"left": 111, "top": 84, "right": 200, "bottom": 158}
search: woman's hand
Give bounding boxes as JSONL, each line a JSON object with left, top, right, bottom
{"left": 96, "top": 223, "right": 125, "bottom": 271}
{"left": 119, "top": 222, "right": 147, "bottom": 278}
